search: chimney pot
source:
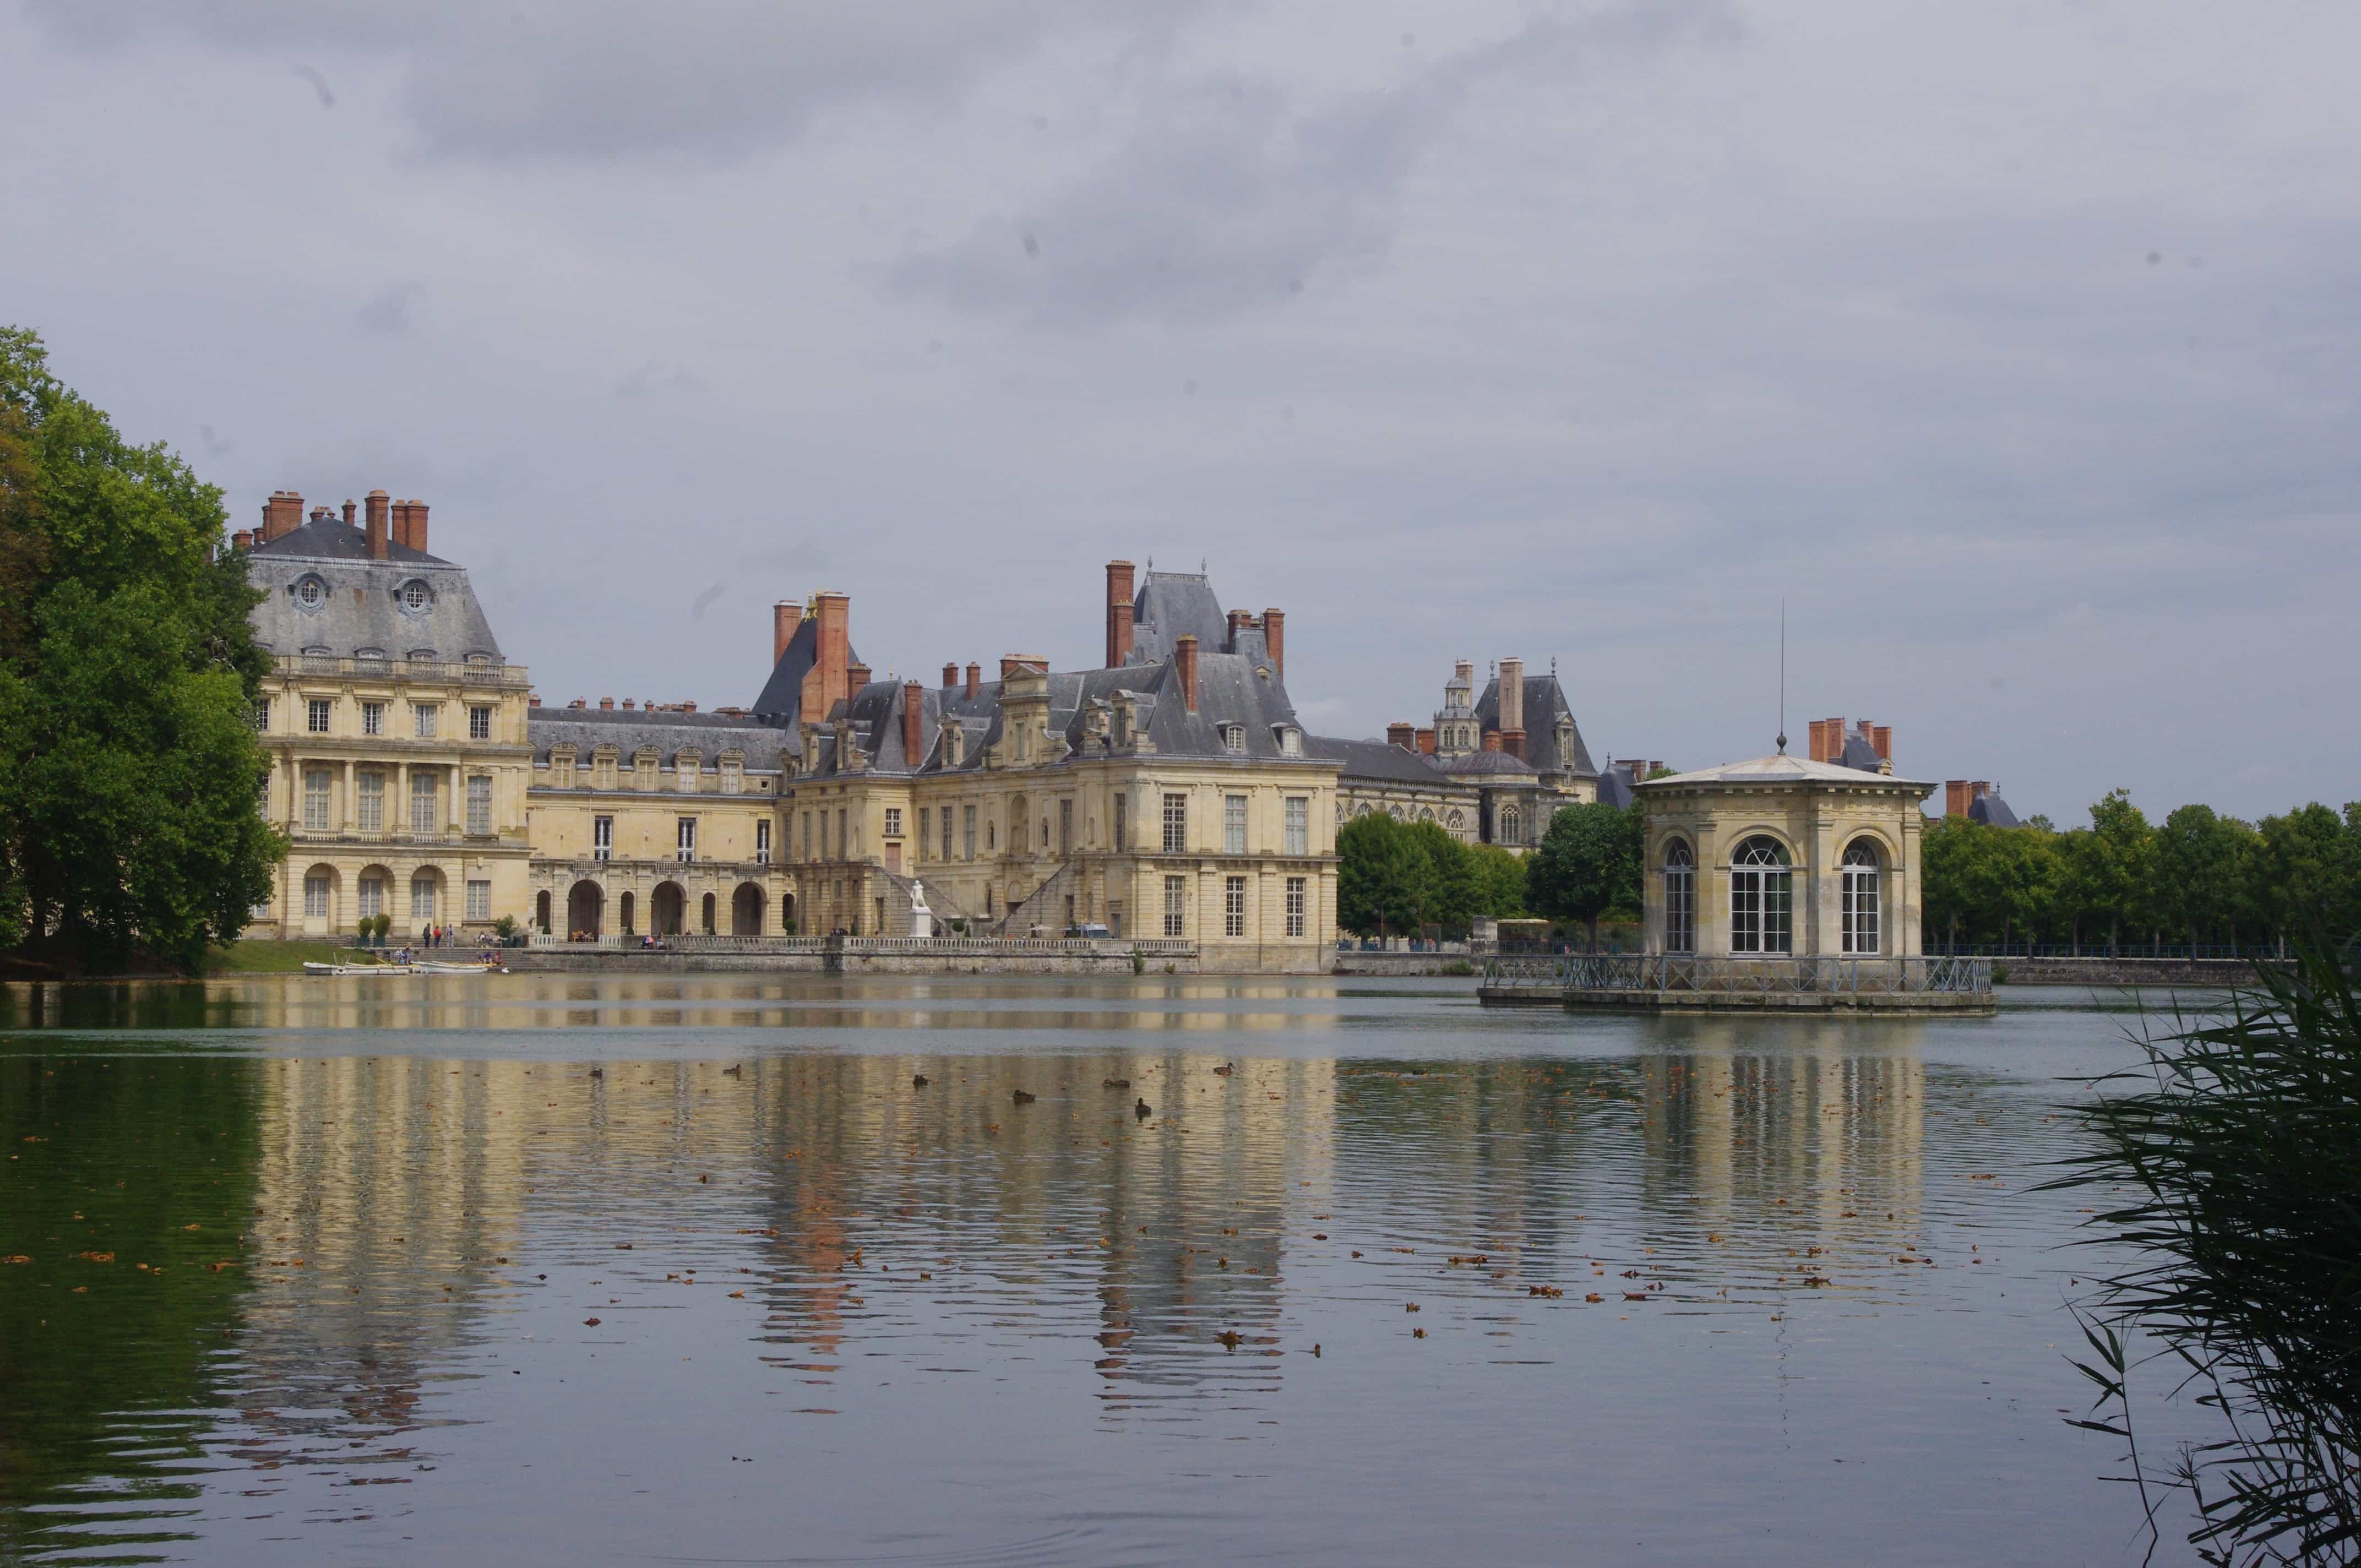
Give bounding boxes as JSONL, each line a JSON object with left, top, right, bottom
{"left": 341, "top": 499, "right": 357, "bottom": 526}
{"left": 622, "top": 699, "right": 635, "bottom": 710}
{"left": 773, "top": 598, "right": 799, "bottom": 665}
{"left": 1263, "top": 608, "right": 1285, "bottom": 679}
{"left": 1175, "top": 635, "right": 1200, "bottom": 711}
{"left": 529, "top": 694, "right": 541, "bottom": 707}
{"left": 943, "top": 662, "right": 959, "bottom": 689}
{"left": 1388, "top": 722, "right": 1415, "bottom": 750}
{"left": 1105, "top": 560, "right": 1137, "bottom": 667}
{"left": 681, "top": 700, "right": 695, "bottom": 712}
{"left": 846, "top": 662, "right": 871, "bottom": 694}
{"left": 231, "top": 529, "right": 254, "bottom": 550}
{"left": 406, "top": 499, "right": 429, "bottom": 556}
{"left": 599, "top": 697, "right": 614, "bottom": 711}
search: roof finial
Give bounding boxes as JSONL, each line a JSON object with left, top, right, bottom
{"left": 1775, "top": 597, "right": 1788, "bottom": 755}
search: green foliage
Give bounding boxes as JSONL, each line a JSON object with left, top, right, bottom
{"left": 490, "top": 913, "right": 519, "bottom": 940}
{"left": 1525, "top": 802, "right": 1642, "bottom": 945}
{"left": 1335, "top": 813, "right": 1527, "bottom": 937}
{"left": 1465, "top": 843, "right": 1529, "bottom": 919}
{"left": 2051, "top": 940, "right": 2361, "bottom": 1562}
{"left": 0, "top": 327, "right": 279, "bottom": 971}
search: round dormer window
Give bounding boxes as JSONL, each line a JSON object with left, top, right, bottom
{"left": 292, "top": 575, "right": 327, "bottom": 612}
{"left": 399, "top": 580, "right": 431, "bottom": 614}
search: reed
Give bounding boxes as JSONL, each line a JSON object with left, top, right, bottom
{"left": 2053, "top": 937, "right": 2361, "bottom": 1564}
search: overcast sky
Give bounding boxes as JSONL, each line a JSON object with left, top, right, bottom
{"left": 6, "top": 1, "right": 2356, "bottom": 823}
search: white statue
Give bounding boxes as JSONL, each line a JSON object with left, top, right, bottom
{"left": 909, "top": 879, "right": 934, "bottom": 940}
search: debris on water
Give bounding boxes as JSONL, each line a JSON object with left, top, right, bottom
{"left": 584, "top": 1317, "right": 601, "bottom": 1326}
{"left": 1103, "top": 1078, "right": 1129, "bottom": 1088}
{"left": 1217, "top": 1330, "right": 1242, "bottom": 1349}
{"left": 913, "top": 1075, "right": 929, "bottom": 1087}
{"left": 1135, "top": 1098, "right": 1152, "bottom": 1119}
{"left": 1012, "top": 1089, "right": 1037, "bottom": 1104}
{"left": 1585, "top": 1293, "right": 1604, "bottom": 1303}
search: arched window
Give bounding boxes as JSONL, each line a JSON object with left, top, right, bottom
{"left": 1500, "top": 805, "right": 1521, "bottom": 844}
{"left": 1729, "top": 835, "right": 1792, "bottom": 954}
{"left": 1663, "top": 840, "right": 1695, "bottom": 954}
{"left": 1842, "top": 839, "right": 1881, "bottom": 955}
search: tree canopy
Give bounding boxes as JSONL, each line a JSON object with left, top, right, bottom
{"left": 0, "top": 326, "right": 280, "bottom": 971}
{"left": 1525, "top": 801, "right": 1643, "bottom": 945}
{"left": 1335, "top": 813, "right": 1527, "bottom": 937}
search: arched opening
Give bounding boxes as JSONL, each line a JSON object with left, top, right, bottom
{"left": 652, "top": 881, "right": 686, "bottom": 937}
{"left": 355, "top": 864, "right": 393, "bottom": 929}
{"left": 301, "top": 863, "right": 340, "bottom": 935}
{"left": 1729, "top": 836, "right": 1792, "bottom": 955}
{"left": 1500, "top": 805, "right": 1521, "bottom": 845}
{"left": 535, "top": 889, "right": 552, "bottom": 933}
{"left": 619, "top": 890, "right": 636, "bottom": 935}
{"left": 700, "top": 891, "right": 717, "bottom": 934}
{"left": 780, "top": 891, "right": 797, "bottom": 934}
{"left": 1662, "top": 839, "right": 1696, "bottom": 955}
{"left": 1842, "top": 839, "right": 1883, "bottom": 955}
{"left": 732, "top": 883, "right": 765, "bottom": 935}
{"left": 566, "top": 879, "right": 603, "bottom": 940}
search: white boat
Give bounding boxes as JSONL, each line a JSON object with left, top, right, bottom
{"left": 301, "top": 961, "right": 415, "bottom": 976}
{"left": 414, "top": 960, "right": 502, "bottom": 974}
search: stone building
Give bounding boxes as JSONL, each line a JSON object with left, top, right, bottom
{"left": 239, "top": 491, "right": 534, "bottom": 939}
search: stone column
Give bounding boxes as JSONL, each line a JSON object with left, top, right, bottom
{"left": 395, "top": 763, "right": 410, "bottom": 838}
{"left": 448, "top": 764, "right": 463, "bottom": 836}
{"left": 342, "top": 759, "right": 357, "bottom": 832}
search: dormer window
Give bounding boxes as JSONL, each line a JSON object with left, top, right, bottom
{"left": 400, "top": 580, "right": 431, "bottom": 613}
{"left": 292, "top": 575, "right": 327, "bottom": 612}
{"left": 1221, "top": 723, "right": 1245, "bottom": 754}
{"left": 1276, "top": 726, "right": 1302, "bottom": 756}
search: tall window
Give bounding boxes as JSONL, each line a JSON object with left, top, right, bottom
{"left": 307, "top": 698, "right": 331, "bottom": 734}
{"left": 885, "top": 807, "right": 902, "bottom": 838}
{"left": 678, "top": 816, "right": 698, "bottom": 864}
{"left": 303, "top": 768, "right": 331, "bottom": 831}
{"left": 940, "top": 805, "right": 953, "bottom": 859}
{"left": 1283, "top": 797, "right": 1308, "bottom": 856}
{"left": 592, "top": 814, "right": 613, "bottom": 861}
{"left": 1058, "top": 798, "right": 1073, "bottom": 856}
{"left": 1500, "top": 805, "right": 1521, "bottom": 845}
{"left": 1224, "top": 875, "right": 1247, "bottom": 936}
{"left": 466, "top": 880, "right": 491, "bottom": 922}
{"left": 414, "top": 703, "right": 438, "bottom": 739}
{"left": 962, "top": 804, "right": 976, "bottom": 860}
{"left": 1285, "top": 876, "right": 1307, "bottom": 938}
{"left": 1163, "top": 875, "right": 1187, "bottom": 937}
{"left": 1663, "top": 840, "right": 1695, "bottom": 954}
{"left": 1113, "top": 794, "right": 1128, "bottom": 851}
{"left": 410, "top": 872, "right": 437, "bottom": 921}
{"left": 303, "top": 873, "right": 330, "bottom": 918}
{"left": 357, "top": 874, "right": 384, "bottom": 920}
{"left": 1112, "top": 706, "right": 1130, "bottom": 748}
{"left": 1729, "top": 836, "right": 1792, "bottom": 954}
{"left": 1223, "top": 794, "right": 1247, "bottom": 854}
{"left": 835, "top": 808, "right": 847, "bottom": 860}
{"left": 756, "top": 819, "right": 771, "bottom": 865}
{"left": 1842, "top": 840, "right": 1881, "bottom": 955}
{"left": 1162, "top": 793, "right": 1188, "bottom": 853}
{"left": 253, "top": 699, "right": 271, "bottom": 732}
{"left": 1221, "top": 723, "right": 1244, "bottom": 754}
{"left": 466, "top": 775, "right": 492, "bottom": 835}
{"left": 410, "top": 773, "right": 437, "bottom": 835}
{"left": 361, "top": 701, "right": 384, "bottom": 736}
{"left": 800, "top": 813, "right": 812, "bottom": 860}
{"left": 469, "top": 705, "right": 492, "bottom": 741}
{"left": 357, "top": 771, "right": 384, "bottom": 832}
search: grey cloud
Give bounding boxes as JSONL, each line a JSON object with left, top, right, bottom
{"left": 353, "top": 281, "right": 423, "bottom": 335}
{"left": 614, "top": 362, "right": 703, "bottom": 401}
{"left": 290, "top": 62, "right": 333, "bottom": 107}
{"left": 28, "top": 1, "right": 1194, "bottom": 161}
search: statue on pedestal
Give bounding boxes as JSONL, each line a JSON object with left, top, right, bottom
{"left": 909, "top": 879, "right": 934, "bottom": 940}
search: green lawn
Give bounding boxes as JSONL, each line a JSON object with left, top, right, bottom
{"left": 204, "top": 940, "right": 393, "bottom": 974}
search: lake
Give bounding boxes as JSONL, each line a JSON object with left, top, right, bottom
{"left": 0, "top": 974, "right": 2218, "bottom": 1565}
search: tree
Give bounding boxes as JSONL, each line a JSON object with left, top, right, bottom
{"left": 0, "top": 326, "right": 280, "bottom": 971}
{"left": 1465, "top": 843, "right": 1529, "bottom": 919}
{"left": 2250, "top": 803, "right": 2358, "bottom": 951}
{"left": 2072, "top": 790, "right": 2157, "bottom": 951}
{"left": 1336, "top": 814, "right": 1432, "bottom": 937}
{"left": 2154, "top": 804, "right": 2251, "bottom": 952}
{"left": 1526, "top": 802, "right": 1641, "bottom": 948}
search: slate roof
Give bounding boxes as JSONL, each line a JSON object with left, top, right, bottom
{"left": 749, "top": 612, "right": 862, "bottom": 728}
{"left": 1640, "top": 753, "right": 1932, "bottom": 790}
{"left": 246, "top": 518, "right": 504, "bottom": 664}
{"left": 1128, "top": 571, "right": 1233, "bottom": 667}
{"left": 1596, "top": 766, "right": 1637, "bottom": 809}
{"left": 1967, "top": 791, "right": 2023, "bottom": 828}
{"left": 1472, "top": 671, "right": 1598, "bottom": 777}
{"left": 1307, "top": 735, "right": 1455, "bottom": 787}
{"left": 1439, "top": 749, "right": 1539, "bottom": 781}
{"left": 529, "top": 706, "right": 792, "bottom": 771}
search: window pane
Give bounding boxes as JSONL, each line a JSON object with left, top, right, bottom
{"left": 1224, "top": 875, "right": 1246, "bottom": 936}
{"left": 466, "top": 775, "right": 492, "bottom": 835}
{"left": 1224, "top": 795, "right": 1247, "bottom": 854}
{"left": 1162, "top": 794, "right": 1187, "bottom": 854}
{"left": 1163, "top": 875, "right": 1186, "bottom": 937}
{"left": 1284, "top": 798, "right": 1308, "bottom": 856}
{"left": 1285, "top": 875, "right": 1305, "bottom": 938}
{"left": 411, "top": 774, "right": 437, "bottom": 835}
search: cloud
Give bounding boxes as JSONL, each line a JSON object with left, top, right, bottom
{"left": 353, "top": 282, "right": 423, "bottom": 336}
{"left": 290, "top": 61, "right": 334, "bottom": 107}
{"left": 614, "top": 362, "right": 703, "bottom": 401}
{"left": 26, "top": 1, "right": 1194, "bottom": 162}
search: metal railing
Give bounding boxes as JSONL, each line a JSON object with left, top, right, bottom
{"left": 276, "top": 654, "right": 531, "bottom": 688}
{"left": 527, "top": 933, "right": 1196, "bottom": 957}
{"left": 1483, "top": 954, "right": 1992, "bottom": 995}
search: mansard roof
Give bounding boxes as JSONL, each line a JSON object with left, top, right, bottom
{"left": 246, "top": 520, "right": 504, "bottom": 665}
{"left": 529, "top": 706, "right": 790, "bottom": 771}
{"left": 749, "top": 612, "right": 861, "bottom": 728}
{"left": 1967, "top": 790, "right": 2022, "bottom": 827}
{"left": 1128, "top": 570, "right": 1230, "bottom": 666}
{"left": 1307, "top": 735, "right": 1454, "bottom": 787}
{"left": 1438, "top": 749, "right": 1538, "bottom": 780}
{"left": 1472, "top": 670, "right": 1598, "bottom": 777}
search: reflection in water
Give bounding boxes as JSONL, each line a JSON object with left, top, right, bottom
{"left": 0, "top": 978, "right": 2174, "bottom": 1565}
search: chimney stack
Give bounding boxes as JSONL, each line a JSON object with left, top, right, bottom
{"left": 965, "top": 661, "right": 981, "bottom": 700}
{"left": 902, "top": 681, "right": 924, "bottom": 766}
{"left": 261, "top": 491, "right": 303, "bottom": 541}
{"left": 773, "top": 599, "right": 799, "bottom": 665}
{"left": 1945, "top": 780, "right": 1970, "bottom": 816}
{"left": 800, "top": 591, "right": 851, "bottom": 720}
{"left": 599, "top": 697, "right": 614, "bottom": 711}
{"left": 1499, "top": 657, "right": 1524, "bottom": 732}
{"left": 406, "top": 499, "right": 429, "bottom": 556}
{"left": 1415, "top": 727, "right": 1435, "bottom": 754}
{"left": 1388, "top": 722, "right": 1415, "bottom": 750}
{"left": 231, "top": 529, "right": 254, "bottom": 550}
{"left": 1807, "top": 720, "right": 1826, "bottom": 762}
{"left": 1872, "top": 725, "right": 1892, "bottom": 763}
{"left": 1263, "top": 608, "right": 1284, "bottom": 678}
{"left": 363, "top": 491, "right": 389, "bottom": 559}
{"left": 1483, "top": 729, "right": 1504, "bottom": 752}
{"left": 341, "top": 499, "right": 357, "bottom": 527}
{"left": 1175, "top": 635, "right": 1199, "bottom": 711}
{"left": 1227, "top": 609, "right": 1252, "bottom": 651}
{"left": 846, "top": 661, "right": 872, "bottom": 694}
{"left": 942, "top": 662, "right": 958, "bottom": 689}
{"left": 529, "top": 694, "right": 541, "bottom": 707}
{"left": 1105, "top": 560, "right": 1136, "bottom": 668}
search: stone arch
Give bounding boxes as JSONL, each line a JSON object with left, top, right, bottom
{"left": 700, "top": 891, "right": 717, "bottom": 934}
{"left": 1419, "top": 807, "right": 1435, "bottom": 823}
{"left": 535, "top": 888, "right": 552, "bottom": 933}
{"left": 566, "top": 879, "right": 603, "bottom": 940}
{"left": 651, "top": 880, "right": 686, "bottom": 937}
{"left": 355, "top": 863, "right": 394, "bottom": 925}
{"left": 780, "top": 891, "right": 797, "bottom": 933}
{"left": 732, "top": 883, "right": 765, "bottom": 935}
{"left": 619, "top": 890, "right": 636, "bottom": 935}
{"left": 300, "top": 862, "right": 341, "bottom": 934}
{"left": 408, "top": 866, "right": 445, "bottom": 925}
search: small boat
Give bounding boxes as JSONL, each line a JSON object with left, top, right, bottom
{"left": 301, "top": 961, "right": 415, "bottom": 976}
{"left": 414, "top": 960, "right": 502, "bottom": 974}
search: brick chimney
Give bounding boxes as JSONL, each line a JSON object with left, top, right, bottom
{"left": 800, "top": 591, "right": 851, "bottom": 720}
{"left": 902, "top": 680, "right": 924, "bottom": 766}
{"left": 942, "top": 662, "right": 958, "bottom": 689}
{"left": 1945, "top": 780, "right": 1970, "bottom": 816}
{"left": 1263, "top": 608, "right": 1284, "bottom": 678}
{"left": 1483, "top": 729, "right": 1503, "bottom": 752}
{"left": 341, "top": 499, "right": 357, "bottom": 527}
{"left": 1499, "top": 657, "right": 1524, "bottom": 734}
{"left": 1388, "top": 722, "right": 1415, "bottom": 749}
{"left": 231, "top": 529, "right": 254, "bottom": 550}
{"left": 599, "top": 697, "right": 614, "bottom": 711}
{"left": 622, "top": 699, "right": 636, "bottom": 710}
{"left": 846, "top": 661, "right": 871, "bottom": 694}
{"left": 965, "top": 661, "right": 981, "bottom": 699}
{"left": 361, "top": 493, "right": 389, "bottom": 567}
{"left": 1105, "top": 560, "right": 1136, "bottom": 667}
{"left": 529, "top": 694, "right": 541, "bottom": 707}
{"left": 260, "top": 491, "right": 302, "bottom": 541}
{"left": 567, "top": 698, "right": 586, "bottom": 710}
{"left": 773, "top": 599, "right": 799, "bottom": 665}
{"left": 406, "top": 499, "right": 429, "bottom": 556}
{"left": 1807, "top": 720, "right": 1825, "bottom": 762}
{"left": 1227, "top": 608, "right": 1252, "bottom": 651}
{"left": 1175, "top": 635, "right": 1199, "bottom": 712}
{"left": 1873, "top": 725, "right": 1892, "bottom": 763}
{"left": 1415, "top": 727, "right": 1435, "bottom": 754}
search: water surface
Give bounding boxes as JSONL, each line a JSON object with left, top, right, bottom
{"left": 0, "top": 974, "right": 2216, "bottom": 1565}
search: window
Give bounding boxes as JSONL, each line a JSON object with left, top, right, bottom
{"left": 1162, "top": 793, "right": 1188, "bottom": 853}
{"left": 592, "top": 814, "right": 613, "bottom": 861}
{"left": 401, "top": 580, "right": 429, "bottom": 612}
{"left": 1842, "top": 840, "right": 1881, "bottom": 955}
{"left": 303, "top": 768, "right": 331, "bottom": 831}
{"left": 307, "top": 698, "right": 332, "bottom": 734}
{"left": 414, "top": 704, "right": 438, "bottom": 739}
{"left": 593, "top": 751, "right": 617, "bottom": 791}
{"left": 303, "top": 873, "right": 330, "bottom": 918}
{"left": 1113, "top": 794, "right": 1128, "bottom": 852}
{"left": 836, "top": 809, "right": 847, "bottom": 860}
{"left": 1286, "top": 876, "right": 1307, "bottom": 938}
{"left": 362, "top": 701, "right": 384, "bottom": 737}
{"left": 1280, "top": 727, "right": 1302, "bottom": 757}
{"left": 885, "top": 808, "right": 902, "bottom": 838}
{"left": 469, "top": 705, "right": 492, "bottom": 741}
{"left": 1729, "top": 836, "right": 1792, "bottom": 955}
{"left": 410, "top": 872, "right": 437, "bottom": 921}
{"left": 756, "top": 819, "right": 771, "bottom": 865}
{"left": 253, "top": 699, "right": 270, "bottom": 731}
{"left": 940, "top": 805, "right": 954, "bottom": 860}
{"left": 1221, "top": 723, "right": 1244, "bottom": 754}
{"left": 358, "top": 875, "right": 383, "bottom": 920}
{"left": 963, "top": 805, "right": 976, "bottom": 860}
{"left": 678, "top": 816, "right": 698, "bottom": 864}
{"left": 296, "top": 578, "right": 324, "bottom": 609}
{"left": 1663, "top": 840, "right": 1695, "bottom": 955}
{"left": 410, "top": 772, "right": 437, "bottom": 836}
{"left": 1163, "top": 875, "right": 1187, "bottom": 937}
{"left": 357, "top": 771, "right": 384, "bottom": 832}
{"left": 466, "top": 775, "right": 492, "bottom": 835}
{"left": 466, "top": 879, "right": 491, "bottom": 922}
{"left": 1112, "top": 705, "right": 1130, "bottom": 748}
{"left": 1224, "top": 875, "right": 1247, "bottom": 937}
{"left": 1500, "top": 805, "right": 1521, "bottom": 845}
{"left": 1058, "top": 799, "right": 1072, "bottom": 856}
{"left": 1284, "top": 797, "right": 1308, "bottom": 856}
{"left": 720, "top": 759, "right": 742, "bottom": 794}
{"left": 1222, "top": 794, "right": 1248, "bottom": 854}
{"left": 799, "top": 812, "right": 811, "bottom": 860}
